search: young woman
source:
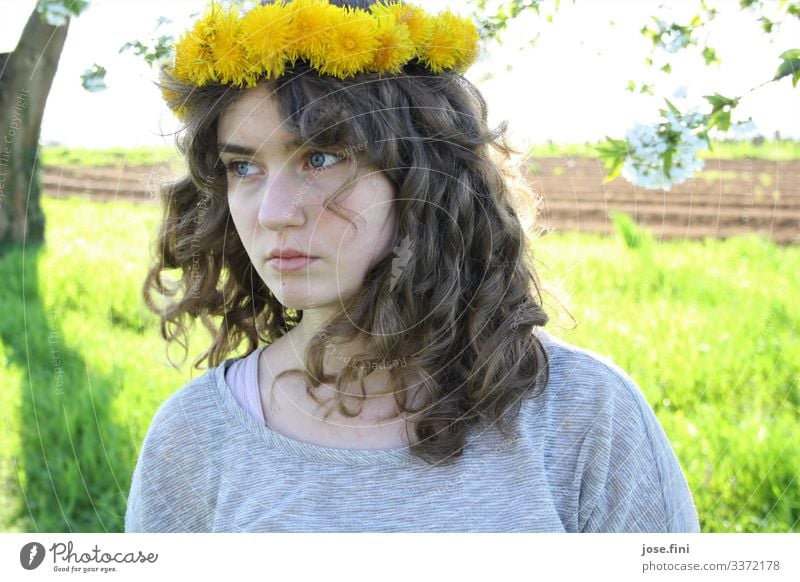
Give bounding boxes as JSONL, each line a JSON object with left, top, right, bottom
{"left": 125, "top": 0, "right": 700, "bottom": 532}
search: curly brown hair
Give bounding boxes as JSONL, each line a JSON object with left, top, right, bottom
{"left": 144, "top": 0, "right": 556, "bottom": 465}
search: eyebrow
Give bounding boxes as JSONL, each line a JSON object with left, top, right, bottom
{"left": 218, "top": 140, "right": 304, "bottom": 156}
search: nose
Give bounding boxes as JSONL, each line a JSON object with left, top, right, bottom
{"left": 256, "top": 169, "right": 306, "bottom": 231}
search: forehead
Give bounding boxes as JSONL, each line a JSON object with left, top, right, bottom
{"left": 217, "top": 86, "right": 298, "bottom": 149}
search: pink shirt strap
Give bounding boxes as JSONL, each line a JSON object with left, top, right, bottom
{"left": 225, "top": 346, "right": 266, "bottom": 425}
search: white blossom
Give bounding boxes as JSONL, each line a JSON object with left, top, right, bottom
{"left": 672, "top": 85, "right": 689, "bottom": 99}
{"left": 621, "top": 110, "right": 705, "bottom": 191}
{"left": 37, "top": 1, "right": 71, "bottom": 26}
{"left": 662, "top": 30, "right": 690, "bottom": 53}
{"left": 82, "top": 76, "right": 106, "bottom": 93}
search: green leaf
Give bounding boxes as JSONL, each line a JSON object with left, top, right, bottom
{"left": 663, "top": 146, "right": 674, "bottom": 178}
{"left": 153, "top": 36, "right": 174, "bottom": 60}
{"left": 709, "top": 109, "right": 732, "bottom": 131}
{"left": 661, "top": 62, "right": 672, "bottom": 73}
{"left": 703, "top": 92, "right": 738, "bottom": 112}
{"left": 37, "top": 0, "right": 90, "bottom": 25}
{"left": 119, "top": 40, "right": 147, "bottom": 56}
{"left": 700, "top": 0, "right": 718, "bottom": 18}
{"left": 702, "top": 46, "right": 719, "bottom": 65}
{"left": 595, "top": 136, "right": 629, "bottom": 158}
{"left": 80, "top": 64, "right": 107, "bottom": 93}
{"left": 626, "top": 80, "right": 636, "bottom": 92}
{"left": 595, "top": 137, "right": 628, "bottom": 183}
{"left": 774, "top": 49, "right": 800, "bottom": 86}
{"left": 120, "top": 35, "right": 175, "bottom": 67}
{"left": 603, "top": 157, "right": 624, "bottom": 183}
{"left": 664, "top": 98, "right": 681, "bottom": 116}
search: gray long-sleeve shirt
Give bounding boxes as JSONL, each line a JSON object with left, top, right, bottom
{"left": 124, "top": 329, "right": 700, "bottom": 532}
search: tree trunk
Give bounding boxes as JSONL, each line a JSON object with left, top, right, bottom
{"left": 0, "top": 8, "right": 70, "bottom": 249}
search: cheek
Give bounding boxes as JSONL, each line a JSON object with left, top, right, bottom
{"left": 370, "top": 205, "right": 397, "bottom": 264}
{"left": 367, "top": 177, "right": 398, "bottom": 257}
{"left": 227, "top": 197, "right": 257, "bottom": 249}
{"left": 341, "top": 186, "right": 397, "bottom": 269}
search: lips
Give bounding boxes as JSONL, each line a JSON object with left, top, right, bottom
{"left": 265, "top": 246, "right": 320, "bottom": 272}
{"left": 267, "top": 247, "right": 316, "bottom": 260}
{"left": 267, "top": 256, "right": 319, "bottom": 272}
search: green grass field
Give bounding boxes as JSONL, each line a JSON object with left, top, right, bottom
{"left": 38, "top": 139, "right": 800, "bottom": 169}
{"left": 39, "top": 145, "right": 184, "bottom": 168}
{"left": 0, "top": 196, "right": 798, "bottom": 532}
{"left": 525, "top": 138, "right": 800, "bottom": 161}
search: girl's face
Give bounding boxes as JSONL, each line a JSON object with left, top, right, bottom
{"left": 217, "top": 86, "right": 397, "bottom": 316}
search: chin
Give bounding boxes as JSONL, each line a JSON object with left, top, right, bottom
{"left": 270, "top": 294, "right": 314, "bottom": 311}
{"left": 289, "top": 295, "right": 362, "bottom": 318}
{"left": 270, "top": 290, "right": 330, "bottom": 312}
{"left": 265, "top": 277, "right": 360, "bottom": 313}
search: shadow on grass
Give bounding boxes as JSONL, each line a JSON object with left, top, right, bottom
{"left": 0, "top": 242, "right": 133, "bottom": 532}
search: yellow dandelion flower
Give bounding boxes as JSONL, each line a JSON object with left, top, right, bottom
{"left": 172, "top": 8, "right": 218, "bottom": 86}
{"left": 173, "top": 33, "right": 204, "bottom": 82}
{"left": 371, "top": 13, "right": 414, "bottom": 74}
{"left": 451, "top": 18, "right": 480, "bottom": 72}
{"left": 237, "top": 69, "right": 261, "bottom": 89}
{"left": 418, "top": 10, "right": 461, "bottom": 73}
{"left": 370, "top": 1, "right": 433, "bottom": 58}
{"left": 286, "top": 0, "right": 340, "bottom": 66}
{"left": 210, "top": 6, "right": 248, "bottom": 86}
{"left": 162, "top": 0, "right": 477, "bottom": 123}
{"left": 159, "top": 79, "right": 190, "bottom": 119}
{"left": 174, "top": 104, "right": 191, "bottom": 122}
{"left": 317, "top": 6, "right": 379, "bottom": 78}
{"left": 160, "top": 85, "right": 177, "bottom": 108}
{"left": 240, "top": 1, "right": 293, "bottom": 80}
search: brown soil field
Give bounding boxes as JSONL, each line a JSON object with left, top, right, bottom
{"left": 43, "top": 157, "right": 800, "bottom": 246}
{"left": 522, "top": 158, "right": 800, "bottom": 245}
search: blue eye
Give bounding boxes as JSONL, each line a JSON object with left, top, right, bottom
{"left": 225, "top": 160, "right": 259, "bottom": 179}
{"left": 308, "top": 151, "right": 342, "bottom": 170}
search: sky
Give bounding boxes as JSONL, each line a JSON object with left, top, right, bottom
{"left": 1, "top": 0, "right": 798, "bottom": 150}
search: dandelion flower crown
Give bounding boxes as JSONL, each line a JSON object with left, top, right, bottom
{"left": 162, "top": 0, "right": 481, "bottom": 119}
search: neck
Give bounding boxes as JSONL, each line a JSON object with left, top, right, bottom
{"left": 277, "top": 307, "right": 429, "bottom": 413}
{"left": 285, "top": 305, "right": 376, "bottom": 378}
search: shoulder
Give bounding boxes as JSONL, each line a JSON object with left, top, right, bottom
{"left": 533, "top": 328, "right": 647, "bottom": 419}
{"left": 534, "top": 330, "right": 675, "bottom": 464}
{"left": 142, "top": 366, "right": 227, "bottom": 448}
{"left": 125, "top": 363, "right": 231, "bottom": 532}
{"left": 531, "top": 329, "right": 699, "bottom": 532}
{"left": 530, "top": 328, "right": 653, "bottom": 466}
